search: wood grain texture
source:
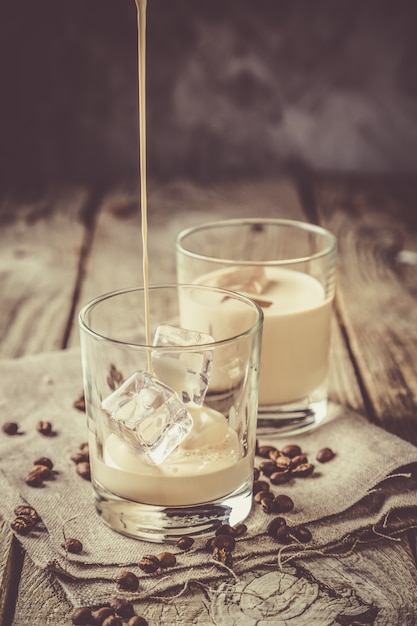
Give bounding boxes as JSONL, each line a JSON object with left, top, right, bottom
{"left": 313, "top": 175, "right": 417, "bottom": 444}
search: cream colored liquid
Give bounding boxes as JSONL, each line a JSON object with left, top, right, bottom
{"left": 94, "top": 1, "right": 248, "bottom": 506}
{"left": 93, "top": 406, "right": 252, "bottom": 505}
{"left": 195, "top": 266, "right": 333, "bottom": 405}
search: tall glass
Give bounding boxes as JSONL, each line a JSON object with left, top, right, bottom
{"left": 176, "top": 219, "right": 337, "bottom": 435}
{"left": 79, "top": 284, "right": 263, "bottom": 542}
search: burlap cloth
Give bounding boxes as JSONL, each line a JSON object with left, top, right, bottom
{"left": 1, "top": 349, "right": 417, "bottom": 608}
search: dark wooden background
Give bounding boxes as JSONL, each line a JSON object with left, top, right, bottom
{"left": 1, "top": 0, "right": 417, "bottom": 187}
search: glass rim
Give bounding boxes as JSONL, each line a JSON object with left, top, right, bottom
{"left": 176, "top": 218, "right": 337, "bottom": 266}
{"left": 78, "top": 283, "right": 264, "bottom": 349}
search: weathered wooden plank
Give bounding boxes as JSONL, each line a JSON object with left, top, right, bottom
{"left": 0, "top": 186, "right": 91, "bottom": 359}
{"left": 313, "top": 175, "right": 417, "bottom": 444}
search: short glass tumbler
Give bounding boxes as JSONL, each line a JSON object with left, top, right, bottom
{"left": 176, "top": 219, "right": 337, "bottom": 436}
{"left": 79, "top": 284, "right": 263, "bottom": 542}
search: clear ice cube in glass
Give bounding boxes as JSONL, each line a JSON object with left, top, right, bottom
{"left": 152, "top": 324, "right": 214, "bottom": 405}
{"left": 101, "top": 370, "right": 193, "bottom": 465}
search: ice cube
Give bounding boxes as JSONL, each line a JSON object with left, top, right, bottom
{"left": 213, "top": 266, "right": 270, "bottom": 295}
{"left": 101, "top": 371, "right": 193, "bottom": 465}
{"left": 152, "top": 324, "right": 214, "bottom": 405}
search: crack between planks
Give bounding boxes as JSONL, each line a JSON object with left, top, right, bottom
{"left": 61, "top": 187, "right": 104, "bottom": 350}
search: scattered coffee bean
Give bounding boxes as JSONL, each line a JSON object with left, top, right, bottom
{"left": 270, "top": 470, "right": 292, "bottom": 485}
{"left": 30, "top": 464, "right": 52, "bottom": 480}
{"left": 275, "top": 455, "right": 293, "bottom": 471}
{"left": 275, "top": 525, "right": 293, "bottom": 544}
{"left": 253, "top": 479, "right": 270, "bottom": 494}
{"left": 127, "top": 617, "right": 148, "bottom": 626}
{"left": 281, "top": 444, "right": 302, "bottom": 458}
{"left": 291, "top": 526, "right": 312, "bottom": 543}
{"left": 14, "top": 505, "right": 40, "bottom": 524}
{"left": 213, "top": 534, "right": 236, "bottom": 551}
{"left": 73, "top": 394, "right": 86, "bottom": 412}
{"left": 266, "top": 516, "right": 286, "bottom": 538}
{"left": 138, "top": 555, "right": 160, "bottom": 574}
{"left": 33, "top": 457, "right": 53, "bottom": 470}
{"left": 11, "top": 516, "right": 35, "bottom": 535}
{"left": 259, "top": 460, "right": 278, "bottom": 477}
{"left": 291, "top": 454, "right": 308, "bottom": 467}
{"left": 157, "top": 551, "right": 176, "bottom": 568}
{"left": 253, "top": 467, "right": 260, "bottom": 481}
{"left": 254, "top": 489, "right": 273, "bottom": 504}
{"left": 110, "top": 597, "right": 135, "bottom": 618}
{"left": 212, "top": 546, "right": 233, "bottom": 568}
{"left": 62, "top": 538, "right": 83, "bottom": 554}
{"left": 257, "top": 445, "right": 278, "bottom": 458}
{"left": 316, "top": 447, "right": 335, "bottom": 463}
{"left": 204, "top": 537, "right": 216, "bottom": 552}
{"left": 215, "top": 524, "right": 236, "bottom": 536}
{"left": 234, "top": 523, "right": 247, "bottom": 537}
{"left": 291, "top": 463, "right": 314, "bottom": 478}
{"left": 76, "top": 462, "right": 91, "bottom": 480}
{"left": 2, "top": 421, "right": 19, "bottom": 435}
{"left": 115, "top": 570, "right": 139, "bottom": 592}
{"left": 36, "top": 420, "right": 53, "bottom": 436}
{"left": 102, "top": 616, "right": 122, "bottom": 626}
{"left": 273, "top": 494, "right": 294, "bottom": 514}
{"left": 71, "top": 451, "right": 89, "bottom": 464}
{"left": 92, "top": 606, "right": 115, "bottom": 624}
{"left": 176, "top": 536, "right": 194, "bottom": 550}
{"left": 71, "top": 606, "right": 93, "bottom": 625}
{"left": 24, "top": 471, "right": 44, "bottom": 487}
{"left": 260, "top": 498, "right": 275, "bottom": 514}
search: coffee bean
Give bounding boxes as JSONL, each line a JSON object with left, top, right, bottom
{"left": 275, "top": 525, "right": 293, "bottom": 544}
{"left": 76, "top": 462, "right": 91, "bottom": 480}
{"left": 291, "top": 454, "right": 308, "bottom": 467}
{"left": 316, "top": 447, "right": 335, "bottom": 463}
{"left": 110, "top": 597, "right": 135, "bottom": 619}
{"left": 36, "top": 420, "right": 53, "bottom": 436}
{"left": 73, "top": 394, "right": 86, "bottom": 412}
{"left": 291, "top": 526, "right": 312, "bottom": 543}
{"left": 71, "top": 452, "right": 89, "bottom": 464}
{"left": 157, "top": 551, "right": 176, "bottom": 568}
{"left": 31, "top": 464, "right": 52, "bottom": 480}
{"left": 62, "top": 538, "right": 83, "bottom": 554}
{"left": 176, "top": 536, "right": 194, "bottom": 550}
{"left": 14, "top": 505, "right": 40, "bottom": 524}
{"left": 254, "top": 489, "right": 273, "bottom": 504}
{"left": 257, "top": 445, "right": 278, "bottom": 458}
{"left": 215, "top": 524, "right": 236, "bottom": 536}
{"left": 253, "top": 467, "right": 260, "bottom": 481}
{"left": 260, "top": 498, "right": 275, "bottom": 514}
{"left": 253, "top": 480, "right": 270, "bottom": 494}
{"left": 204, "top": 537, "right": 216, "bottom": 552}
{"left": 275, "top": 455, "right": 293, "bottom": 471}
{"left": 33, "top": 457, "right": 53, "bottom": 470}
{"left": 281, "top": 444, "right": 302, "bottom": 458}
{"left": 259, "top": 460, "right": 278, "bottom": 477}
{"left": 138, "top": 555, "right": 160, "bottom": 573}
{"left": 71, "top": 607, "right": 93, "bottom": 625}
{"left": 273, "top": 494, "right": 294, "bottom": 514}
{"left": 266, "top": 516, "right": 286, "bottom": 538}
{"left": 2, "top": 422, "right": 19, "bottom": 435}
{"left": 213, "top": 534, "right": 236, "bottom": 551}
{"left": 92, "top": 607, "right": 115, "bottom": 624}
{"left": 24, "top": 472, "right": 43, "bottom": 487}
{"left": 212, "top": 547, "right": 233, "bottom": 568}
{"left": 127, "top": 617, "right": 148, "bottom": 626}
{"left": 291, "top": 463, "right": 314, "bottom": 478}
{"left": 115, "top": 570, "right": 139, "bottom": 592}
{"left": 234, "top": 523, "right": 247, "bottom": 537}
{"left": 102, "top": 616, "right": 122, "bottom": 626}
{"left": 270, "top": 470, "right": 292, "bottom": 485}
{"left": 11, "top": 516, "right": 35, "bottom": 535}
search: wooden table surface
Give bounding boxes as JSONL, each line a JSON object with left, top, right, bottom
{"left": 1, "top": 173, "right": 416, "bottom": 625}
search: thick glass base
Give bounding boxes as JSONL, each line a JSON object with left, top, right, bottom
{"left": 256, "top": 395, "right": 328, "bottom": 437}
{"left": 92, "top": 477, "right": 253, "bottom": 543}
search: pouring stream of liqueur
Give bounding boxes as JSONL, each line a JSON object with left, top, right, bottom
{"left": 135, "top": 0, "right": 153, "bottom": 372}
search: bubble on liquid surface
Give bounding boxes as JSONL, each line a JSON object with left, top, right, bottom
{"left": 152, "top": 324, "right": 214, "bottom": 405}
{"left": 101, "top": 370, "right": 193, "bottom": 465}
